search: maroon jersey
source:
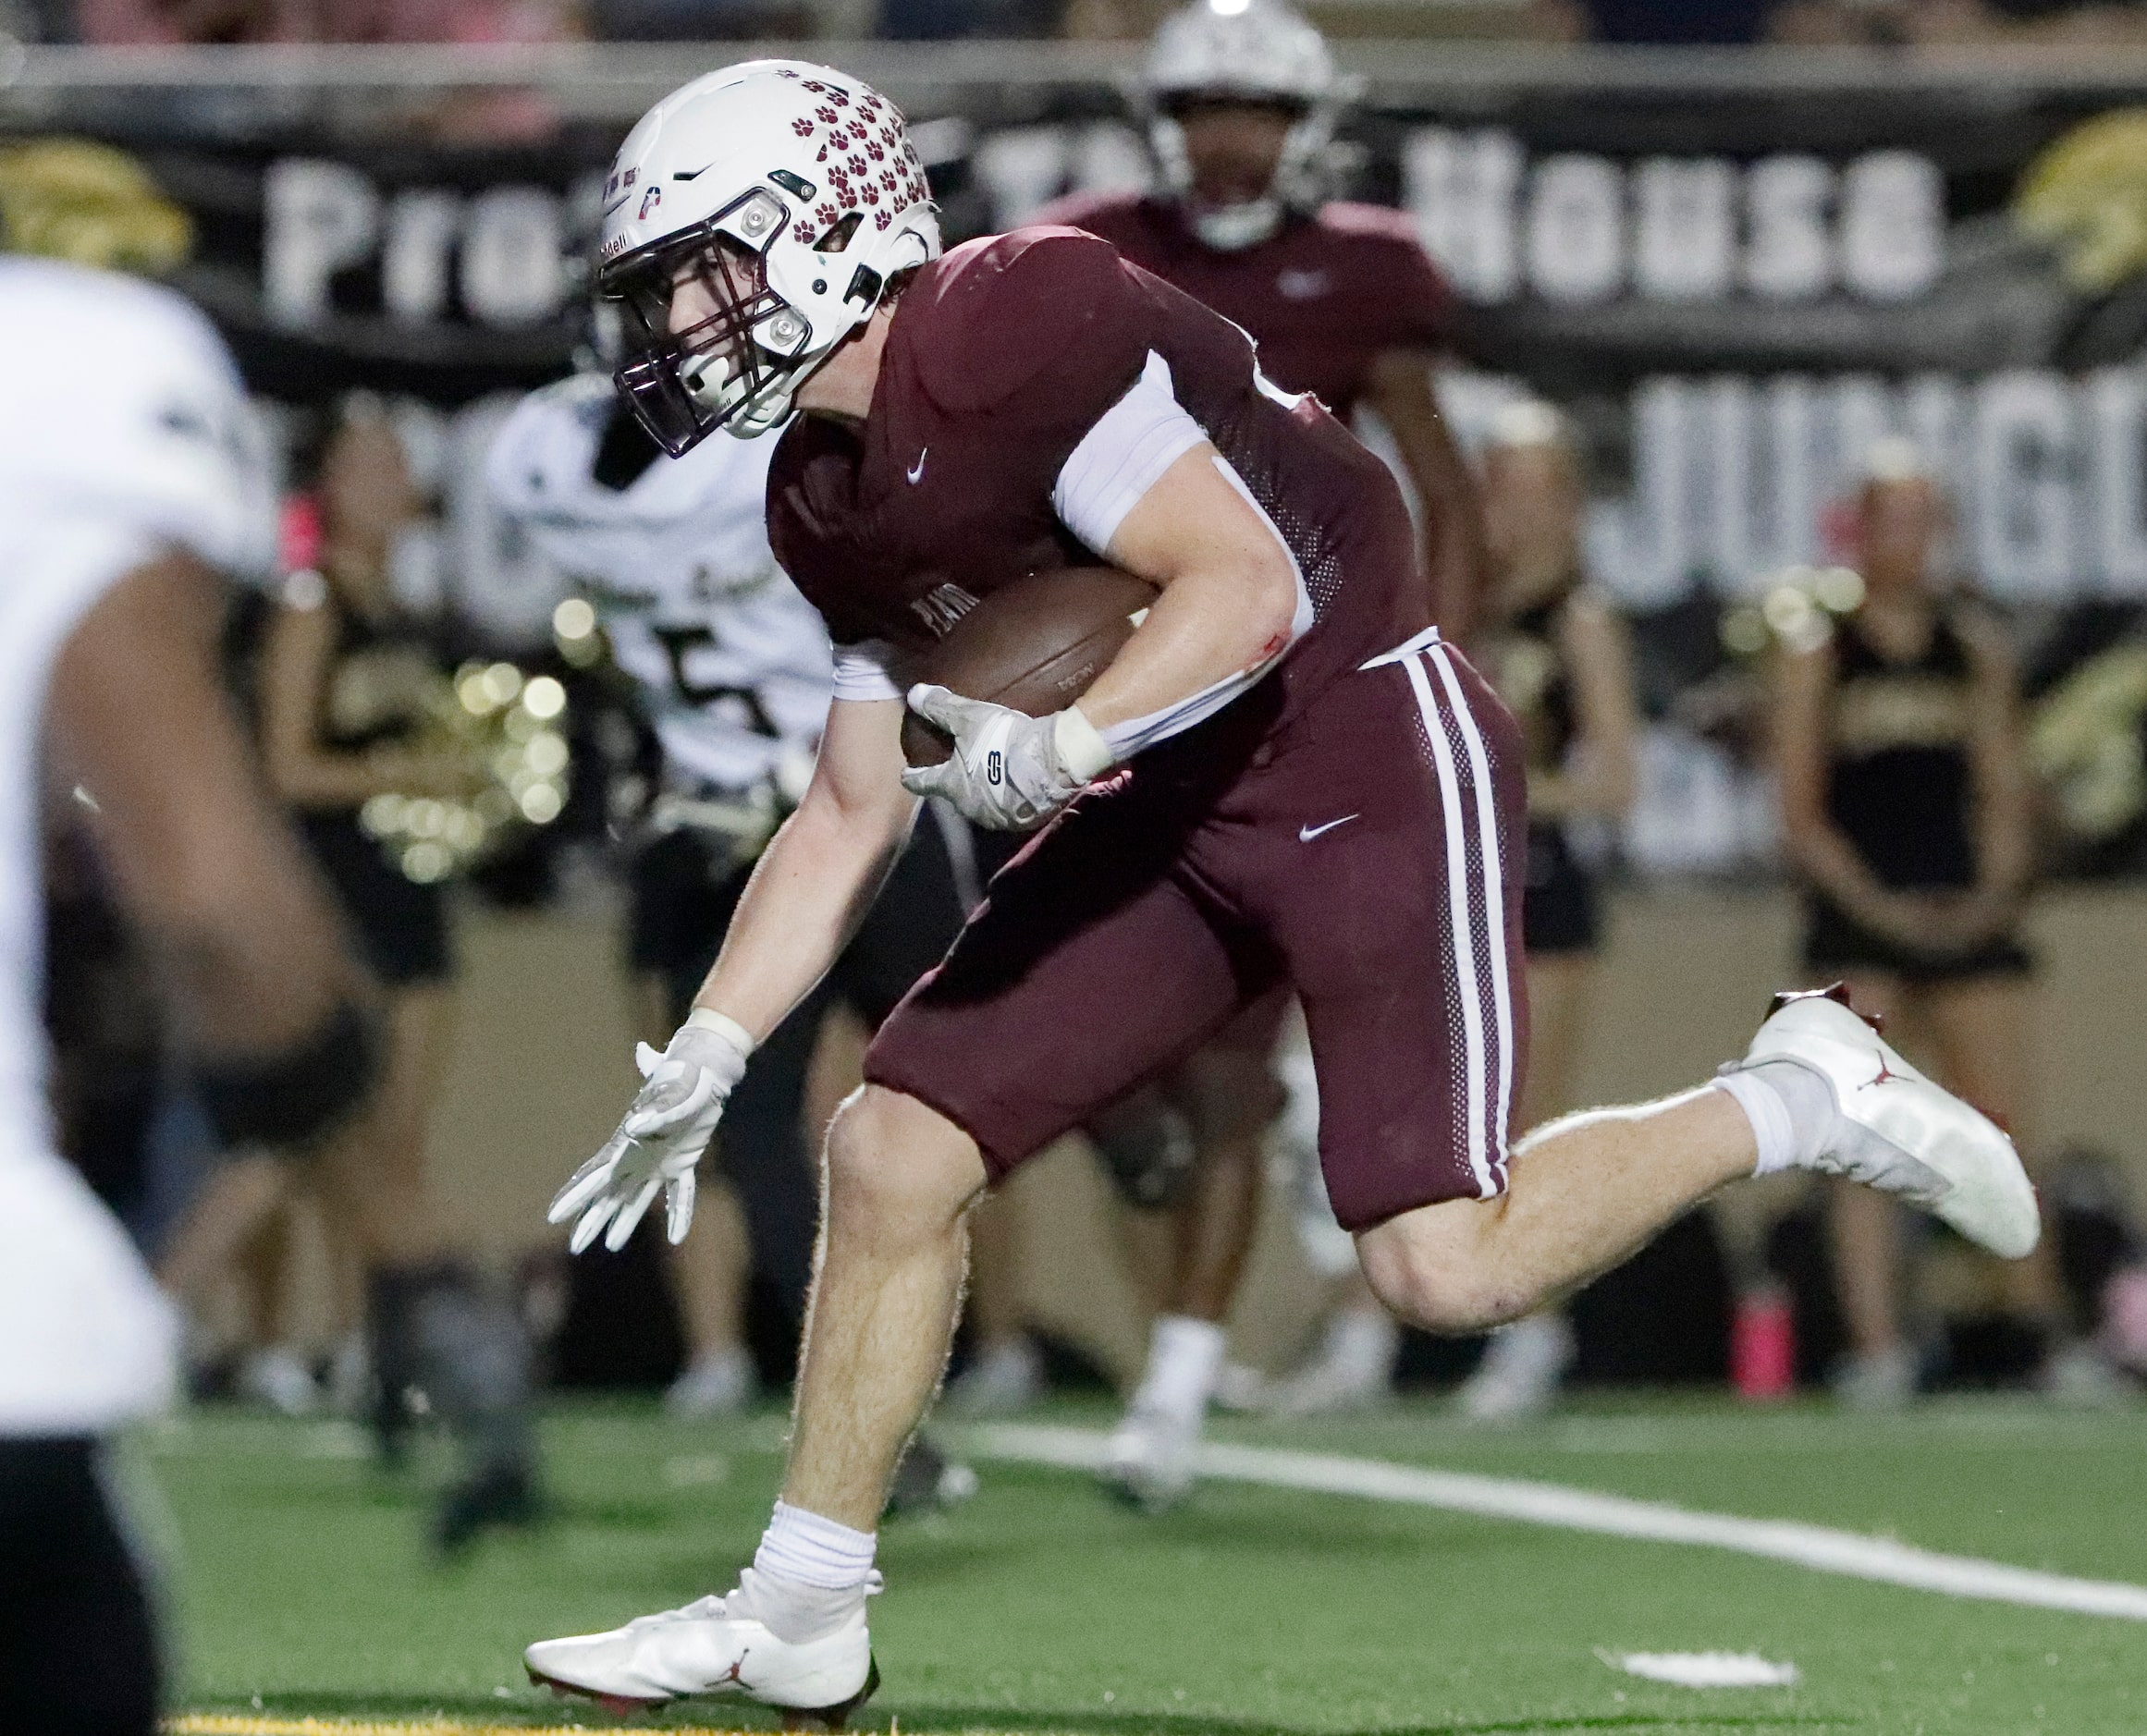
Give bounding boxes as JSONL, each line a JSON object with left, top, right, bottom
{"left": 1029, "top": 194, "right": 1453, "bottom": 422}
{"left": 767, "top": 226, "right": 1426, "bottom": 733}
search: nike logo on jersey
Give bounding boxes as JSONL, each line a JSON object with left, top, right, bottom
{"left": 907, "top": 448, "right": 927, "bottom": 484}
{"left": 1299, "top": 814, "right": 1359, "bottom": 841}
{"left": 1277, "top": 268, "right": 1331, "bottom": 300}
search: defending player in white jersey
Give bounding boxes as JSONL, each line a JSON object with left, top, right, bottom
{"left": 488, "top": 373, "right": 979, "bottom": 1506}
{"left": 0, "top": 201, "right": 385, "bottom": 1728}
{"left": 0, "top": 145, "right": 538, "bottom": 1618}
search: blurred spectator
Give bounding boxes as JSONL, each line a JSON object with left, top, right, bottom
{"left": 884, "top": 0, "right": 1059, "bottom": 40}
{"left": 592, "top": 0, "right": 818, "bottom": 37}
{"left": 323, "top": 0, "right": 582, "bottom": 42}
{"left": 75, "top": 0, "right": 304, "bottom": 42}
{"left": 1770, "top": 441, "right": 2124, "bottom": 1408}
{"left": 1771, "top": 0, "right": 2147, "bottom": 43}
{"left": 1529, "top": 0, "right": 1783, "bottom": 42}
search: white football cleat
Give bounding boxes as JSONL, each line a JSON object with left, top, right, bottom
{"left": 524, "top": 1571, "right": 877, "bottom": 1725}
{"left": 1729, "top": 984, "right": 2040, "bottom": 1260}
{"left": 1101, "top": 1402, "right": 1198, "bottom": 1512}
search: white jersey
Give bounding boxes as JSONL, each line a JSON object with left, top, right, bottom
{"left": 487, "top": 375, "right": 834, "bottom": 800}
{"left": 0, "top": 258, "right": 270, "bottom": 1432}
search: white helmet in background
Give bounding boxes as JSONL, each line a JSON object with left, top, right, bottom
{"left": 1143, "top": 0, "right": 1342, "bottom": 251}
{"left": 596, "top": 59, "right": 940, "bottom": 450}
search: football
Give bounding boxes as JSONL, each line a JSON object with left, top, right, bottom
{"left": 898, "top": 565, "right": 1159, "bottom": 768}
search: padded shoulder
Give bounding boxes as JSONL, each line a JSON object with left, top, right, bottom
{"left": 903, "top": 227, "right": 1149, "bottom": 415}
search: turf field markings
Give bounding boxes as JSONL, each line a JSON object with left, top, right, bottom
{"left": 972, "top": 1424, "right": 2147, "bottom": 1622}
{"left": 168, "top": 1718, "right": 755, "bottom": 1735}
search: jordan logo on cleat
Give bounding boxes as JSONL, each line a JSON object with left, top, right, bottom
{"left": 1868, "top": 1058, "right": 1904, "bottom": 1090}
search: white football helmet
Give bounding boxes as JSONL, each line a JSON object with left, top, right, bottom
{"left": 596, "top": 59, "right": 940, "bottom": 450}
{"left": 1143, "top": 0, "right": 1343, "bottom": 251}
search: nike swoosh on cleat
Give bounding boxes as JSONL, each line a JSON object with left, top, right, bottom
{"left": 1299, "top": 814, "right": 1359, "bottom": 841}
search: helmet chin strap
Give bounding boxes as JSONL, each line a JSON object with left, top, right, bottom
{"left": 1189, "top": 196, "right": 1282, "bottom": 251}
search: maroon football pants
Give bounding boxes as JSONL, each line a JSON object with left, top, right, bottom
{"left": 865, "top": 626, "right": 1528, "bottom": 1232}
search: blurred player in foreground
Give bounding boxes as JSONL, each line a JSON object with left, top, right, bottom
{"left": 0, "top": 141, "right": 537, "bottom": 1588}
{"left": 487, "top": 367, "right": 978, "bottom": 1507}
{"left": 0, "top": 158, "right": 373, "bottom": 1730}
{"left": 523, "top": 58, "right": 2038, "bottom": 1720}
{"left": 945, "top": 0, "right": 1488, "bottom": 1500}
{"left": 1775, "top": 441, "right": 2124, "bottom": 1408}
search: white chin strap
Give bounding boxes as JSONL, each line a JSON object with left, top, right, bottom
{"left": 1191, "top": 196, "right": 1283, "bottom": 251}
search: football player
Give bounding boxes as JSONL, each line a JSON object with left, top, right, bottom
{"left": 1000, "top": 0, "right": 1486, "bottom": 1498}
{"left": 0, "top": 238, "right": 378, "bottom": 1724}
{"left": 487, "top": 369, "right": 980, "bottom": 1506}
{"left": 524, "top": 60, "right": 2038, "bottom": 1720}
{"left": 0, "top": 141, "right": 539, "bottom": 1571}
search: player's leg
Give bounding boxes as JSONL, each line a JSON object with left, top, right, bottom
{"left": 312, "top": 977, "right": 540, "bottom": 1545}
{"left": 526, "top": 795, "right": 1251, "bottom": 1717}
{"left": 1921, "top": 970, "right": 2123, "bottom": 1400}
{"left": 824, "top": 800, "right": 997, "bottom": 1500}
{"left": 1455, "top": 947, "right": 1593, "bottom": 1422}
{"left": 945, "top": 1189, "right": 1045, "bottom": 1414}
{"left": 0, "top": 1437, "right": 160, "bottom": 1736}
{"left": 1104, "top": 995, "right": 1283, "bottom": 1508}
{"left": 1262, "top": 636, "right": 2034, "bottom": 1345}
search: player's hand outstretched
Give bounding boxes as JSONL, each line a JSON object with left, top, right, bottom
{"left": 547, "top": 1010, "right": 754, "bottom": 1253}
{"left": 899, "top": 685, "right": 1116, "bottom": 831}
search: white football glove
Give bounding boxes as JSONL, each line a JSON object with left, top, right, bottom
{"left": 898, "top": 685, "right": 1117, "bottom": 831}
{"left": 546, "top": 1009, "right": 754, "bottom": 1254}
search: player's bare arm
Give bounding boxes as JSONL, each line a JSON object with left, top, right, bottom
{"left": 1365, "top": 348, "right": 1488, "bottom": 639}
{"left": 548, "top": 693, "right": 917, "bottom": 1253}
{"left": 47, "top": 551, "right": 356, "bottom": 1057}
{"left": 1077, "top": 443, "right": 1302, "bottom": 732}
{"left": 1957, "top": 604, "right": 2034, "bottom": 945}
{"left": 691, "top": 695, "right": 916, "bottom": 1041}
{"left": 260, "top": 591, "right": 480, "bottom": 807}
{"left": 1527, "top": 592, "right": 1639, "bottom": 824}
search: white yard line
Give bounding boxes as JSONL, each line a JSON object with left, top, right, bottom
{"left": 970, "top": 1424, "right": 2147, "bottom": 1623}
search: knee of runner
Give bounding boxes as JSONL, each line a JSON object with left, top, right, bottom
{"left": 823, "top": 1085, "right": 978, "bottom": 1238}
{"left": 1359, "top": 1231, "right": 1527, "bottom": 1335}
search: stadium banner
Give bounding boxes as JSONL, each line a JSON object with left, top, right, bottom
{"left": 10, "top": 64, "right": 2147, "bottom": 868}
{"left": 13, "top": 74, "right": 2147, "bottom": 613}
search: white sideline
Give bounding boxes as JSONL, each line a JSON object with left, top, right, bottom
{"left": 969, "top": 1424, "right": 2147, "bottom": 1623}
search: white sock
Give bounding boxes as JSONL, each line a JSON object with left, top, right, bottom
{"left": 748, "top": 1501, "right": 877, "bottom": 1644}
{"left": 1133, "top": 1314, "right": 1227, "bottom": 1422}
{"left": 1716, "top": 1059, "right": 1834, "bottom": 1176}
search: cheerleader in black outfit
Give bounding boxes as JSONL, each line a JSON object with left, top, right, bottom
{"left": 1773, "top": 441, "right": 2118, "bottom": 1406}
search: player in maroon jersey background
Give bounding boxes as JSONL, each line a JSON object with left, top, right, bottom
{"left": 950, "top": 0, "right": 1488, "bottom": 1501}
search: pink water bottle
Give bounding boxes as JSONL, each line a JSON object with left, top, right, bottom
{"left": 1731, "top": 1283, "right": 1796, "bottom": 1400}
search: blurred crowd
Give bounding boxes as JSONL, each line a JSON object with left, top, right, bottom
{"left": 6, "top": 0, "right": 2147, "bottom": 47}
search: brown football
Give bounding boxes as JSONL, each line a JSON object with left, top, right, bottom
{"left": 898, "top": 566, "right": 1159, "bottom": 768}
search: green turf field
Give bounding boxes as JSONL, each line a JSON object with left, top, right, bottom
{"left": 150, "top": 1395, "right": 2147, "bottom": 1735}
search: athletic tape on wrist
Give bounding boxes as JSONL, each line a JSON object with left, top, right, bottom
{"left": 685, "top": 1006, "right": 755, "bottom": 1060}
{"left": 1054, "top": 705, "right": 1117, "bottom": 781}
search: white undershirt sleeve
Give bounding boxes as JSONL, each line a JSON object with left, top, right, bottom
{"left": 1052, "top": 351, "right": 1208, "bottom": 557}
{"left": 829, "top": 638, "right": 904, "bottom": 703}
